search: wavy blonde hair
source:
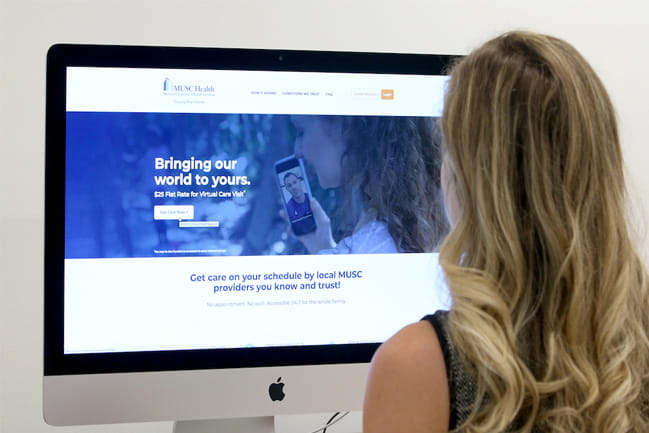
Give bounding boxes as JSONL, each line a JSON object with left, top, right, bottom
{"left": 440, "top": 31, "right": 649, "bottom": 432}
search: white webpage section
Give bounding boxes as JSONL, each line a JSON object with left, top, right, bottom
{"left": 64, "top": 253, "right": 450, "bottom": 354}
{"left": 66, "top": 67, "right": 448, "bottom": 116}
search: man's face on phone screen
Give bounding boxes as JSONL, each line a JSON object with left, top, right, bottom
{"left": 285, "top": 174, "right": 304, "bottom": 200}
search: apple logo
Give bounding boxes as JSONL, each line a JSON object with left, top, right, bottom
{"left": 268, "top": 377, "right": 286, "bottom": 401}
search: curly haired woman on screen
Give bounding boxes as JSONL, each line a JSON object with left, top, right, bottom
{"left": 291, "top": 115, "right": 448, "bottom": 254}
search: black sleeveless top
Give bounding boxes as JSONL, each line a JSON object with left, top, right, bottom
{"left": 424, "top": 311, "right": 548, "bottom": 433}
{"left": 422, "top": 310, "right": 477, "bottom": 430}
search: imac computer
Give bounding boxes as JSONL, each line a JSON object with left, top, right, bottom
{"left": 43, "top": 44, "right": 454, "bottom": 432}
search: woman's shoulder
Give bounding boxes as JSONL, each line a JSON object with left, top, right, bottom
{"left": 363, "top": 319, "right": 450, "bottom": 433}
{"left": 374, "top": 319, "right": 446, "bottom": 361}
{"left": 330, "top": 220, "right": 398, "bottom": 254}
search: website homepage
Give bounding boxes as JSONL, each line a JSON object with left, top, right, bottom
{"left": 63, "top": 67, "right": 451, "bottom": 354}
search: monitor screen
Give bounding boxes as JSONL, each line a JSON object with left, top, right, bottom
{"left": 44, "top": 44, "right": 454, "bottom": 427}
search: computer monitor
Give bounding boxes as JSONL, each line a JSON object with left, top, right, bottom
{"left": 43, "top": 44, "right": 454, "bottom": 430}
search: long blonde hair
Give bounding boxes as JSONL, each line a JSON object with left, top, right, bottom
{"left": 440, "top": 31, "right": 649, "bottom": 433}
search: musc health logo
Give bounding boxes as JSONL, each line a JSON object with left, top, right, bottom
{"left": 163, "top": 78, "right": 215, "bottom": 94}
{"left": 163, "top": 77, "right": 173, "bottom": 92}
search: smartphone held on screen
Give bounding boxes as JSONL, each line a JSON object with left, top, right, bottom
{"left": 274, "top": 156, "right": 317, "bottom": 236}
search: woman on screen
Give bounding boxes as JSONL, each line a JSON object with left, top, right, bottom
{"left": 363, "top": 32, "right": 649, "bottom": 432}
{"left": 289, "top": 115, "right": 448, "bottom": 254}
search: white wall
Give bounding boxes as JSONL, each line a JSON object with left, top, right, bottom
{"left": 1, "top": 1, "right": 648, "bottom": 432}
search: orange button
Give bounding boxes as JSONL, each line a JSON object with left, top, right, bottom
{"left": 381, "top": 89, "right": 394, "bottom": 100}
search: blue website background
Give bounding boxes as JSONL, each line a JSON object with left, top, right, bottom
{"left": 64, "top": 111, "right": 321, "bottom": 259}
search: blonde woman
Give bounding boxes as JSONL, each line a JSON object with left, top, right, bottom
{"left": 363, "top": 31, "right": 649, "bottom": 433}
